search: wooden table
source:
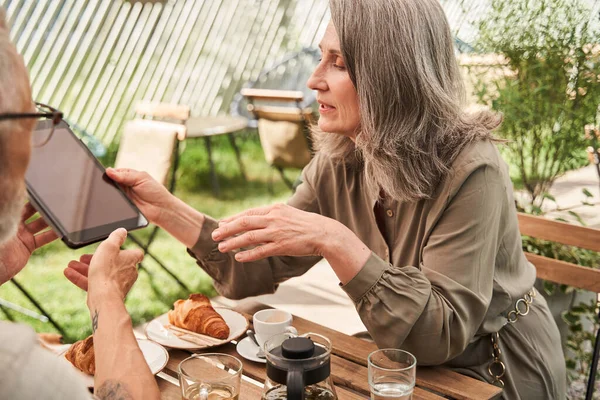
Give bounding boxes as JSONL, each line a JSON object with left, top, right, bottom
{"left": 153, "top": 306, "right": 502, "bottom": 400}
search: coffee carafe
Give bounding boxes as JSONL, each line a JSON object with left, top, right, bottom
{"left": 261, "top": 333, "right": 337, "bottom": 400}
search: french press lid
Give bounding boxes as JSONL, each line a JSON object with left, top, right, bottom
{"left": 266, "top": 336, "right": 331, "bottom": 399}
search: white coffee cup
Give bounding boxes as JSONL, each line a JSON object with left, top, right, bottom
{"left": 253, "top": 309, "right": 298, "bottom": 348}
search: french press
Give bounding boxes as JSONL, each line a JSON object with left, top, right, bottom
{"left": 261, "top": 332, "right": 337, "bottom": 400}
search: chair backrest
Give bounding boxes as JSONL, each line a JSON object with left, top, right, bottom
{"left": 230, "top": 47, "right": 321, "bottom": 126}
{"left": 135, "top": 102, "right": 190, "bottom": 129}
{"left": 115, "top": 102, "right": 189, "bottom": 186}
{"left": 115, "top": 120, "right": 186, "bottom": 186}
{"left": 517, "top": 212, "right": 600, "bottom": 293}
{"left": 241, "top": 88, "right": 313, "bottom": 169}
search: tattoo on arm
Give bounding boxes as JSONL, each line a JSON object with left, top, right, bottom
{"left": 95, "top": 380, "right": 133, "bottom": 400}
{"left": 92, "top": 309, "right": 99, "bottom": 333}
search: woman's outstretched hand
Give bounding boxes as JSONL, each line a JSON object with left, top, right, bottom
{"left": 211, "top": 203, "right": 341, "bottom": 262}
{"left": 105, "top": 168, "right": 172, "bottom": 225}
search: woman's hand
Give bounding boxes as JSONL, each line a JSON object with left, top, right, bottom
{"left": 0, "top": 203, "right": 59, "bottom": 284}
{"left": 107, "top": 168, "right": 206, "bottom": 249}
{"left": 64, "top": 228, "right": 143, "bottom": 302}
{"left": 211, "top": 203, "right": 341, "bottom": 262}
{"left": 213, "top": 203, "right": 372, "bottom": 284}
{"left": 105, "top": 168, "right": 172, "bottom": 225}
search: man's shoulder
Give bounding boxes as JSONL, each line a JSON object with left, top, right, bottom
{"left": 0, "top": 322, "right": 91, "bottom": 399}
{"left": 0, "top": 321, "right": 37, "bottom": 358}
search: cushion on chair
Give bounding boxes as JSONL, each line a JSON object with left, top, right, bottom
{"left": 115, "top": 119, "right": 184, "bottom": 186}
{"left": 257, "top": 119, "right": 312, "bottom": 169}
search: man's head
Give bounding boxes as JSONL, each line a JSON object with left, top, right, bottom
{"left": 0, "top": 9, "right": 36, "bottom": 243}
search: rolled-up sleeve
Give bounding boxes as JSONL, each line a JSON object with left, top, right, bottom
{"left": 187, "top": 158, "right": 323, "bottom": 299}
{"left": 341, "top": 164, "right": 505, "bottom": 365}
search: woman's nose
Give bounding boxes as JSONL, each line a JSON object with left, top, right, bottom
{"left": 307, "top": 66, "right": 327, "bottom": 92}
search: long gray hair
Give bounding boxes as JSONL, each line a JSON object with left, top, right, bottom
{"left": 314, "top": 0, "right": 502, "bottom": 202}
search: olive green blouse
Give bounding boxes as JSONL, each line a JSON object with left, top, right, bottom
{"left": 188, "top": 140, "right": 565, "bottom": 399}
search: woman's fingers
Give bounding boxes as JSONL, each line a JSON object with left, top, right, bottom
{"left": 234, "top": 243, "right": 280, "bottom": 262}
{"left": 106, "top": 168, "right": 147, "bottom": 187}
{"left": 217, "top": 229, "right": 271, "bottom": 253}
{"left": 219, "top": 204, "right": 277, "bottom": 225}
{"left": 212, "top": 216, "right": 269, "bottom": 241}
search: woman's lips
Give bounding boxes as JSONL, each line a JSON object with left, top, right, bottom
{"left": 319, "top": 103, "right": 336, "bottom": 113}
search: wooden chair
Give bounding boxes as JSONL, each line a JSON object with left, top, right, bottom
{"left": 115, "top": 102, "right": 192, "bottom": 292}
{"left": 517, "top": 212, "right": 600, "bottom": 398}
{"left": 241, "top": 88, "right": 314, "bottom": 189}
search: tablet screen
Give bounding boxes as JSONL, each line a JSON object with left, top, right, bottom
{"left": 25, "top": 120, "right": 146, "bottom": 247}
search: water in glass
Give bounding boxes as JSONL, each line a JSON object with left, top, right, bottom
{"left": 370, "top": 382, "right": 413, "bottom": 400}
{"left": 183, "top": 383, "right": 239, "bottom": 400}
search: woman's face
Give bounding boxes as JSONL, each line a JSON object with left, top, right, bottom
{"left": 307, "top": 23, "right": 360, "bottom": 139}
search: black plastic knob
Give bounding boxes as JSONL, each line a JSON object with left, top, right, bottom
{"left": 281, "top": 337, "right": 315, "bottom": 359}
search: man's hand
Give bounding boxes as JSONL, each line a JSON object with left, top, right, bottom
{"left": 0, "top": 203, "right": 58, "bottom": 284}
{"left": 64, "top": 228, "right": 143, "bottom": 302}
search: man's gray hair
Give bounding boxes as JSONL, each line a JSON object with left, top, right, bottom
{"left": 314, "top": 0, "right": 502, "bottom": 202}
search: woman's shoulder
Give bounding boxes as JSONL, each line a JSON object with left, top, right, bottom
{"left": 442, "top": 139, "right": 508, "bottom": 198}
{"left": 450, "top": 139, "right": 503, "bottom": 175}
{"left": 301, "top": 151, "right": 357, "bottom": 188}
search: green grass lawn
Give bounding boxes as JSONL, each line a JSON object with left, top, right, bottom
{"left": 0, "top": 132, "right": 296, "bottom": 342}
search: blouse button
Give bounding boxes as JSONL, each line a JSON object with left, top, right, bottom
{"left": 386, "top": 209, "right": 394, "bottom": 217}
{"left": 385, "top": 248, "right": 390, "bottom": 259}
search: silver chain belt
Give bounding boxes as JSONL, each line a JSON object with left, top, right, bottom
{"left": 488, "top": 288, "right": 537, "bottom": 387}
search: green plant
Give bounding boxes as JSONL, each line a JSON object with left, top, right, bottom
{"left": 473, "top": 0, "right": 600, "bottom": 207}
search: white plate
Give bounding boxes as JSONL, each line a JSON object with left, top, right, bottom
{"left": 145, "top": 307, "right": 249, "bottom": 350}
{"left": 59, "top": 338, "right": 169, "bottom": 387}
{"left": 236, "top": 336, "right": 266, "bottom": 364}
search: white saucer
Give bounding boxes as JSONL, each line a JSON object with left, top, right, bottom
{"left": 236, "top": 336, "right": 266, "bottom": 364}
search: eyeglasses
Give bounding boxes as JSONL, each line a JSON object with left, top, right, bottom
{"left": 0, "top": 102, "right": 64, "bottom": 147}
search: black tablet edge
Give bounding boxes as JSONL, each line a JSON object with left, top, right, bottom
{"left": 64, "top": 214, "right": 148, "bottom": 249}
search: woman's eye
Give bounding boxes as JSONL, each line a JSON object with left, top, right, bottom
{"left": 333, "top": 63, "right": 346, "bottom": 70}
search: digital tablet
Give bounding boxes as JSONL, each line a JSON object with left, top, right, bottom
{"left": 25, "top": 119, "right": 148, "bottom": 249}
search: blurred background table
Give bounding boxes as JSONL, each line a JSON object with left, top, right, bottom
{"left": 186, "top": 115, "right": 249, "bottom": 197}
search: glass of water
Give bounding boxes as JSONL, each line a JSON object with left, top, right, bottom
{"left": 368, "top": 349, "right": 417, "bottom": 400}
{"left": 179, "top": 353, "right": 242, "bottom": 400}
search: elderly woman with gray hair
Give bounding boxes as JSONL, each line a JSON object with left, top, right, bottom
{"left": 110, "top": 0, "right": 566, "bottom": 398}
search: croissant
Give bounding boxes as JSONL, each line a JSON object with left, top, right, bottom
{"left": 65, "top": 335, "right": 95, "bottom": 375}
{"left": 168, "top": 294, "right": 230, "bottom": 339}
